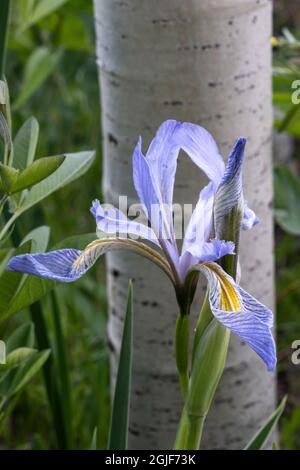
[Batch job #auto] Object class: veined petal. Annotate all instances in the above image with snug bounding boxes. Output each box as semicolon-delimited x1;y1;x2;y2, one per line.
174;122;225;189
146;120;182;207
6;249;83;282
7;238;175;285
214;137;246;235
188;239;235;263
193;262;276;371
242;200;259;230
182;183;214;256
133;137;171;240
90;199;159;245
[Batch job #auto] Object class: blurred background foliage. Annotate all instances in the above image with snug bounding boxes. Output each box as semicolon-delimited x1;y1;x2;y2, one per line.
1;0;110;450
0;0;300;450
273;0;300;450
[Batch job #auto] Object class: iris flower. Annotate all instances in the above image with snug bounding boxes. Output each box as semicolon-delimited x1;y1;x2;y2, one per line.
7;120;276;370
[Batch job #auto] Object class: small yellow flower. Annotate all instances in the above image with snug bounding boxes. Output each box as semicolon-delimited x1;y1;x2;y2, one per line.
271;37;279;47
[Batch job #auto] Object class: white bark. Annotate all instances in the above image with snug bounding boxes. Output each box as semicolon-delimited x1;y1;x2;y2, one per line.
94;0;276;449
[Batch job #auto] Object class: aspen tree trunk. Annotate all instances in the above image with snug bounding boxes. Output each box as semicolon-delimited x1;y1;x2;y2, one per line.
94;0;276;449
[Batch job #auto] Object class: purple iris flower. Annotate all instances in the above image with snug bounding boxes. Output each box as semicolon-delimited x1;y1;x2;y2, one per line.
6;120;275;371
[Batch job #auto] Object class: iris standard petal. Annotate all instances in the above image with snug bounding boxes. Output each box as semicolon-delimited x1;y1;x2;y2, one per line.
174;122;225;189
198;262;276;371
182;183;214;256
146;120;182;207
132;137;171;240
90;199;159;245
6;249;83;282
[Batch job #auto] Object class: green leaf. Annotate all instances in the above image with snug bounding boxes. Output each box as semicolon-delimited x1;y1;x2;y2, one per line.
6;322;35;353
90;428;98;450
22;225;50;253
13;47;62;110
0;163;19;192
19;0;70;32
0;240;32;313
0;349;50;397
274;166;300;235
10;155;65;193
0;233;95;321
244;396;287;450
276;104;300;133
2;347;37;370
13;117;39;170
18;150;95;213
108;281;133;450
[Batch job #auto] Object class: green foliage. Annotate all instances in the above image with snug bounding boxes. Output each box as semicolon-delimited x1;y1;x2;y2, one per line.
0;322;49;409
274;165;300;235
13;117;39;170
13;47;63;111
108;282;133;450
0;0;103;450
273;29;300;450
244;397;287;450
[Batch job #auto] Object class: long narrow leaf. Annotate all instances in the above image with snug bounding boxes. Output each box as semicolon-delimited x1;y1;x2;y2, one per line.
244;396;287;450
108;281;133;450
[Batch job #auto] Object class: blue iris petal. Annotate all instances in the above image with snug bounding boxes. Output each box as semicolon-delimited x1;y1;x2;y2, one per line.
6;249;83;282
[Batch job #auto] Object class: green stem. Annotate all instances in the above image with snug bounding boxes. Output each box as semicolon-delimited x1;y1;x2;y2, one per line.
175;312;190;400
0;0;10;79
0;211;18;241
191;293;212;365
0;194;8;215
175;406;205;450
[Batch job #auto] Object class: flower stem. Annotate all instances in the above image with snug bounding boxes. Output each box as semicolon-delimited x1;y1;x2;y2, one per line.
175;312;190;400
175;406;205;450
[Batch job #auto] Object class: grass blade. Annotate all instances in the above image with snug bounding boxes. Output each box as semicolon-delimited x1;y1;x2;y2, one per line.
108;281;133;450
51;290;72;448
244;396;287;450
0;0;10;78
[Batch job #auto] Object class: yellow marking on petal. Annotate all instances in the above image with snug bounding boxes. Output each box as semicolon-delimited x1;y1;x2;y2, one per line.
203;262;241;312
271;37;279;47
72;240;99;271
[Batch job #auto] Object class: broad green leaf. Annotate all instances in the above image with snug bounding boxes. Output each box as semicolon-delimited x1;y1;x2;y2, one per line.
18;151;95;213
0;240;32;313
13;47;62;110
0;233;95;320
0;163;19;192
19;0;70;32
13;117;39;170
6;322;35;353
244;396;287;450
22;225;50;253
10;155;65;193
2;347;37;370
108;281;133;450
274;166;300;235
0;349;50;397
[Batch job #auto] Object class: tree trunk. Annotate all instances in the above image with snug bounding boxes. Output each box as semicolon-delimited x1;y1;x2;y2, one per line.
94;0;275;449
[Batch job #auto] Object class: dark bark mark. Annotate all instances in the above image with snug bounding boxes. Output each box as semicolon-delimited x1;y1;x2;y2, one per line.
108;133;119;145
